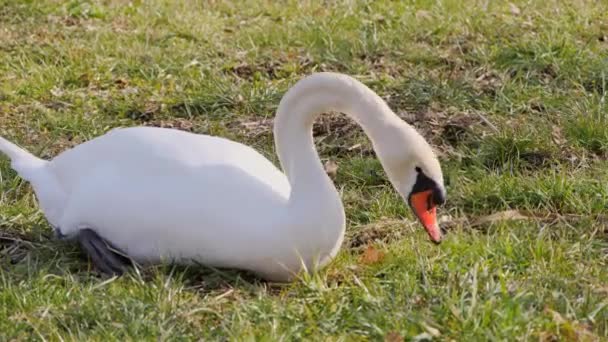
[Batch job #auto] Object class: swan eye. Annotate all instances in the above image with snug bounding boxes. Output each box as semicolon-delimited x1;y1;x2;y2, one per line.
415;166;422;173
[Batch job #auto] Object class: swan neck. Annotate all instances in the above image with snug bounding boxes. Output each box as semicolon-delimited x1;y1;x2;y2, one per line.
273;73;398;203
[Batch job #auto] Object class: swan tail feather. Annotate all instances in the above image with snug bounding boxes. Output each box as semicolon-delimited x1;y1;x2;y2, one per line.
0;136;66;226
0;136;47;177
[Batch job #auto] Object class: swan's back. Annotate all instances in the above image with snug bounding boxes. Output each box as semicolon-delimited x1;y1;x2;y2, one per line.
48;126;290;199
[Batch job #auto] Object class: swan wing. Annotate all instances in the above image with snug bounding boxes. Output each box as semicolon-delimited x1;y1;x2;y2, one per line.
49;127;293;267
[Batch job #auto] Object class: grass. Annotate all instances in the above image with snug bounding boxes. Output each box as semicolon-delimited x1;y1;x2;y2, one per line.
1;0;607;340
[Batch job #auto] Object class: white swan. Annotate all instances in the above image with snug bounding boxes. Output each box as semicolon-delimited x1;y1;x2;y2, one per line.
0;72;445;281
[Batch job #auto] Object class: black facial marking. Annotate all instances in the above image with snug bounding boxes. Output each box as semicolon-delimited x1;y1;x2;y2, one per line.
410;171;435;195
409;168;446;207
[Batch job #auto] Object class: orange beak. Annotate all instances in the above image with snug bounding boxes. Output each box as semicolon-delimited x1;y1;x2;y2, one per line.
409;190;442;244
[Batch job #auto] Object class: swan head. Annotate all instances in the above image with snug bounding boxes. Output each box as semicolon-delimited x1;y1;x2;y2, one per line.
374;121;446;244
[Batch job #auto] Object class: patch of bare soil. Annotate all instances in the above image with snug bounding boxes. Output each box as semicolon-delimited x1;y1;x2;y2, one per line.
313;113;374;156
233;112;373;156
312;113;355;136
357;52;405;78
227;60;283;79
144;118;196;132
346;219;406;251
224;50;350;81
473;69;504;96
440;112;489;146
224;51;319;80
399;106;496;156
127;101;162;122
228;117;274;139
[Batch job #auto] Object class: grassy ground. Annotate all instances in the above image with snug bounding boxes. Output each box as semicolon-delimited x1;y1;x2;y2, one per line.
1;0;607;340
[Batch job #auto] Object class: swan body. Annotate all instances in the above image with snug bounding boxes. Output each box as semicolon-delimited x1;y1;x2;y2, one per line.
0;72;446;281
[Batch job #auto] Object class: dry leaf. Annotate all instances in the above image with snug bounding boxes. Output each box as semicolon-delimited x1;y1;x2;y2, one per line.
471;210;529;227
184;59;200;68
114;78;129;89
121;87;138;95
236;118;274;138
545;308;566;324
412;333;434;342
384;331;404;342
509;3;521;15
324;160;338;179
373;14;386;23
359;245;386;265
415;10;432;20
538;331;558;342
551;126;566;146
544;308;599;342
50;87;64;97
348;143;362;151
421;322;441;337
593;286;608;294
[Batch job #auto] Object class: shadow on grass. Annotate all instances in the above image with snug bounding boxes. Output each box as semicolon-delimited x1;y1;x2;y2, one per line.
1;226;281;294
